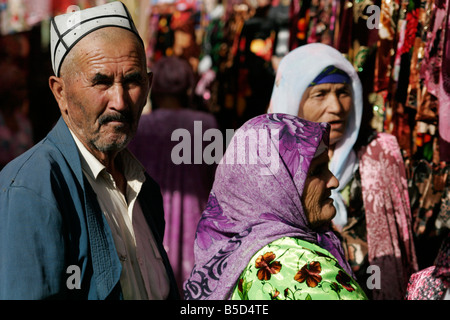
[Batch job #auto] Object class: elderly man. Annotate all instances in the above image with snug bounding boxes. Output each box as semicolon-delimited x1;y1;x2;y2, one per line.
0;2;178;299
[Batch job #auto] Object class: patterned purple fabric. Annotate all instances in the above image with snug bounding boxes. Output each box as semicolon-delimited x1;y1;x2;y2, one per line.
183;113;353;300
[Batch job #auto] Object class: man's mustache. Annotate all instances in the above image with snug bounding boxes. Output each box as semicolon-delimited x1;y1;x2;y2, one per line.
98;112;133;126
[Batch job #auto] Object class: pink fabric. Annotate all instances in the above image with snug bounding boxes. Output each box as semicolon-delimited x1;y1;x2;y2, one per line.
439;2;450;162
406;233;449;299
359;133;418;300
439;71;450;162
422;0;450;161
406;266;447;300
433;233;450;288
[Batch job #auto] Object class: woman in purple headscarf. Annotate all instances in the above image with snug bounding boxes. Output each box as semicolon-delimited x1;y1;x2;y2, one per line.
183;113;367;300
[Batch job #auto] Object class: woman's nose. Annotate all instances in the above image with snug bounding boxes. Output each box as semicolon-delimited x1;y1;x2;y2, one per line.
328;172;339;190
325;92;344;114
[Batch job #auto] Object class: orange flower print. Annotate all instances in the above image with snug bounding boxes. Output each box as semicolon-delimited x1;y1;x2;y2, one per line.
336;270;355;292
294;261;323;288
255;252;282;281
238;278;244;293
271;289;280;299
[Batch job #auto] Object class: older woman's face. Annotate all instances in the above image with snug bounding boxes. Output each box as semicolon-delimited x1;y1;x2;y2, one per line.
60;28;150;156
302;151;339;229
298;83;352;146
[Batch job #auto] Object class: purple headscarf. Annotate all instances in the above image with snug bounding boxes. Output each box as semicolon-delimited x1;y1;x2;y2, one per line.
183;113;353;300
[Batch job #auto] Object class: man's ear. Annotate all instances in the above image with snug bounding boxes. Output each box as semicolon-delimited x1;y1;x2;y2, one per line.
49;75;68;115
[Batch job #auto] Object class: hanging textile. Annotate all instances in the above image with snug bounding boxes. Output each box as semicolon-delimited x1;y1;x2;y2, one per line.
1;0;52;35
438;0;450;162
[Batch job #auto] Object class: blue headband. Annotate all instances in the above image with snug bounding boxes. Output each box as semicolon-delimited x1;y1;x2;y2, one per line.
309;66;351;87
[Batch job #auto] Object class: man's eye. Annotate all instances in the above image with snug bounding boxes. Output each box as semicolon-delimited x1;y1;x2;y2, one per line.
91;80;111;88
92;74;113;87
124;79;141;87
124;75;144;86
94;81;110;86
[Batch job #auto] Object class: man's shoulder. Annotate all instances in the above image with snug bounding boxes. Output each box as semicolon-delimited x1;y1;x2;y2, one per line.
0;136;69;189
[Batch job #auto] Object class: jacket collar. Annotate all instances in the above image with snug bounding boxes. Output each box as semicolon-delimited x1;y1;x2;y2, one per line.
48;117;122;299
47;117;86;188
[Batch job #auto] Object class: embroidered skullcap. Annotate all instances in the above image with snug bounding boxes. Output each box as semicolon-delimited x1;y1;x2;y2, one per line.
50;1;143;77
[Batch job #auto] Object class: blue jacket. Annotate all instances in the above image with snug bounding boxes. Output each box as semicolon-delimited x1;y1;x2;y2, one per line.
0;117;179;299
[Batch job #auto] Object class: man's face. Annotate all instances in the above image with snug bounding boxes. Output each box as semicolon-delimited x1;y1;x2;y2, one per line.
61;29;150;155
301;151;339;229
298;83;352;146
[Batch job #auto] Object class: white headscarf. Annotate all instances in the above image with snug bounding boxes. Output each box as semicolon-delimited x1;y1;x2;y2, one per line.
268;43;363;228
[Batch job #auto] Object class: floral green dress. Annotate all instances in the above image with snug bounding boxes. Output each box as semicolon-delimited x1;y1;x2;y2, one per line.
231;237;368;300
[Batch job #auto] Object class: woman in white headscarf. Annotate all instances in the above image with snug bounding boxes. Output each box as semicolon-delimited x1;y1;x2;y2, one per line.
268;43;418;300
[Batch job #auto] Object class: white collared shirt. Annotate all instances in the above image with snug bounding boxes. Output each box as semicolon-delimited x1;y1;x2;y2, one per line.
70;131;169;300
